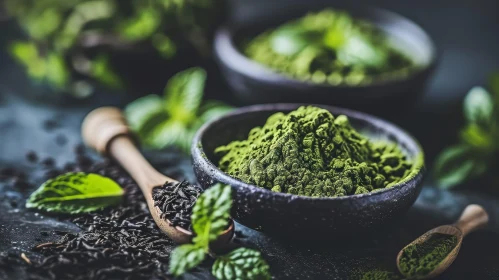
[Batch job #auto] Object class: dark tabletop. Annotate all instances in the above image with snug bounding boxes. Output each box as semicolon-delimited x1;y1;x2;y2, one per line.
1;0;499;279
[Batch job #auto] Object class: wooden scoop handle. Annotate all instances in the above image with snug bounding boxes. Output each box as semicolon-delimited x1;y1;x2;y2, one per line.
81;107;172;192
454;204;489;237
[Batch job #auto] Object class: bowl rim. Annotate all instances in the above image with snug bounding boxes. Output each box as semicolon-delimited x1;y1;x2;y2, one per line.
213;5;438;90
192;103;425;201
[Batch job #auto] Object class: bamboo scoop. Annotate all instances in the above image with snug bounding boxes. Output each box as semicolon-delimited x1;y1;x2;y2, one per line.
396;204;489;279
81;107;234;245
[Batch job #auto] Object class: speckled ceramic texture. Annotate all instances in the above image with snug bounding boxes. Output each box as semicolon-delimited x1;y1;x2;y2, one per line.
213;4;437;114
192;104;425;236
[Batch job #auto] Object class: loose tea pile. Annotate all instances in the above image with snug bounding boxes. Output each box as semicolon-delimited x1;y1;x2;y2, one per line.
243;9;415;86
215;106;412;197
1;147;180;280
399;233;458;278
153;180;203;230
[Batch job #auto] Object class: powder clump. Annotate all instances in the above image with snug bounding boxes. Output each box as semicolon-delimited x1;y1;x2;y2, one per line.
215;106;412;197
399;233;458;278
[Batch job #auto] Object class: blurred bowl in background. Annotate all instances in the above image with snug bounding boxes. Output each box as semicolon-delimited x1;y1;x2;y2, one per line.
214;4;437;115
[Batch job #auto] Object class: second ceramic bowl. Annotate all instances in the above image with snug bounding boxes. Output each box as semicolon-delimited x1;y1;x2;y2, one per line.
192;104;425;236
214;4;437;114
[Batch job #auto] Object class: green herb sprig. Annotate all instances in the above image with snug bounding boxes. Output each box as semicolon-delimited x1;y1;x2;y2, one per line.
434;73;499;188
169;184;271;280
124;67;232;152
6;0;224;95
26;172;124;214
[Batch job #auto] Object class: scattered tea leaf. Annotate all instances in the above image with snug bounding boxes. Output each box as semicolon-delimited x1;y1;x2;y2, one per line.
169;244;206;276
212;248;271;280
26;172;123;214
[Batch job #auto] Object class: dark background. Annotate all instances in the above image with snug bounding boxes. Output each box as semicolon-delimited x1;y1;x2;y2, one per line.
1;0;499;279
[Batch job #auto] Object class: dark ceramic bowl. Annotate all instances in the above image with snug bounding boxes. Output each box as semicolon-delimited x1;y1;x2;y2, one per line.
192;104;425;236
213;4;437;114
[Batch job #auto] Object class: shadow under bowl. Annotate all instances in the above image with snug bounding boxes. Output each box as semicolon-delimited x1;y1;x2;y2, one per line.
213;3;437;115
192;104;425;237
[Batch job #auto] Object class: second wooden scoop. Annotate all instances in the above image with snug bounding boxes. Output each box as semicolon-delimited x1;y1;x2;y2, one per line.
81;107;234;245
396;204;489;279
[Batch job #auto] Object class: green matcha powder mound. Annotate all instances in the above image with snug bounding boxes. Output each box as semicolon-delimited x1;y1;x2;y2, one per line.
399;233;458;278
215;106;412;197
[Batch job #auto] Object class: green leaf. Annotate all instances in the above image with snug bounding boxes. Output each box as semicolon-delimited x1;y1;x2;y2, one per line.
152;33;177;59
119;7;161;41
125;94;165;133
26;172;123;214
90;55;123;89
192;184;232;246
165;67;206;121
198;101;233;123
45;53;69;88
463;86;494;124
9;41;46;80
212;248;271;280
460;123;494;150
433;145;488;189
144;119;190;150
57;0;115;50
169;244;206;276
24;8;62;40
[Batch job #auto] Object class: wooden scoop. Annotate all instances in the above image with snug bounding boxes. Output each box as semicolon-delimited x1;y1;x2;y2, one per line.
396;204;489;279
81;107;234;245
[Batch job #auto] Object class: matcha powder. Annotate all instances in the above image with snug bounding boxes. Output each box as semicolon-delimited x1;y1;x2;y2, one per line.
215;106;412;197
399;233;458;278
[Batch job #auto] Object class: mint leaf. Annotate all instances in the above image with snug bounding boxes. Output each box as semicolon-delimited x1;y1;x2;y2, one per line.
26;172;123;214
192;184;232;246
464;86;494;124
198;101;233;123
165;67;206;121
169;244;206;276
433;145;488;189
125;95;191;151
460;123;494;150
145;119;189;150
212;248;271;280
124;68;232;152
125;94;164;132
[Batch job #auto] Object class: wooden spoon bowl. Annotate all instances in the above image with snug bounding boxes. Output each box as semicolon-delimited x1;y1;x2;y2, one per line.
396;204;489;279
81;107;234;246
